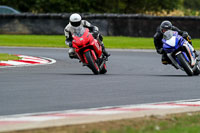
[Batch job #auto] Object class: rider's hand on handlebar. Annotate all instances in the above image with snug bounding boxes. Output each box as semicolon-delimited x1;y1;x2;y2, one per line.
182;32;189;38
93;30;99;38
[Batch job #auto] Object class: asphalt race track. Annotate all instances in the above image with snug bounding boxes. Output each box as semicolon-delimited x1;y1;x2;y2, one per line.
0;47;199;116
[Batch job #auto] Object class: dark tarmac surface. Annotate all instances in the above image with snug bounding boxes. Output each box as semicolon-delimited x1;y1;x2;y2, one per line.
0;47;199;116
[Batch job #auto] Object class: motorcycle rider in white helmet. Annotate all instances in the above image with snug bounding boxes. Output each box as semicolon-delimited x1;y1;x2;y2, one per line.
64;13;110;59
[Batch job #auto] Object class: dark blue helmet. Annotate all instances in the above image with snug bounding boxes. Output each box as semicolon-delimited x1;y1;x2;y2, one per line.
160;20;172;33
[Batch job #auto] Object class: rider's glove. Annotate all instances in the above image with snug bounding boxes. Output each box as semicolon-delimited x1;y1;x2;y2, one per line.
157;48;164;54
93;26;99;32
69;42;72;47
182;31;192;43
93;30;99;39
65;40;73;47
182;31;189;38
93;26;99;37
186;35;192;43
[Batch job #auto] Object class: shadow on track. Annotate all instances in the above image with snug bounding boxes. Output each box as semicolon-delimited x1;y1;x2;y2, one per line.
41;72;193;77
150;74;192;77
64;74;191;78
66;73;94;75
58;73;188;77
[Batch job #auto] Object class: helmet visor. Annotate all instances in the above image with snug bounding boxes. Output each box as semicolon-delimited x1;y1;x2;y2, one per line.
162;29;168;33
70;21;81;27
163;30;173;40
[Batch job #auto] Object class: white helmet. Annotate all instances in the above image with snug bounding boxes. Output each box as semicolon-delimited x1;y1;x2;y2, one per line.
69;13;82;27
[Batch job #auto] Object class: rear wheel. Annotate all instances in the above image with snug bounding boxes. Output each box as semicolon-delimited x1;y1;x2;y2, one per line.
176;53;193;76
85;51;99;75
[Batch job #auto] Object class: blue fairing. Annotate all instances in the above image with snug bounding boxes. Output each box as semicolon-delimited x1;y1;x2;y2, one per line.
162;31;185;53
162;31;195;68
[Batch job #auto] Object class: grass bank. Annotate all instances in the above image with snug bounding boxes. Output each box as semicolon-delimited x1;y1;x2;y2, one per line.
0;35;200;49
0;53;21;61
1;35;200;49
0;35;154;49
9;111;200;133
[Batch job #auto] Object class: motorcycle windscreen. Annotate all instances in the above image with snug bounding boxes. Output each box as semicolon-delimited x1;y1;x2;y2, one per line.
73;26;86;37
72;27;89;47
162;36;179;53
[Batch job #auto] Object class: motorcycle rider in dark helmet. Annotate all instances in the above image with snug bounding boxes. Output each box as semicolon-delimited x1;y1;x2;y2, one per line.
154;20;198;65
64;13;110;59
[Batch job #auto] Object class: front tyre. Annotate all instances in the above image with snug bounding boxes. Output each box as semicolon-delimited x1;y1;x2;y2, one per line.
85;51;99;75
176;53;193;76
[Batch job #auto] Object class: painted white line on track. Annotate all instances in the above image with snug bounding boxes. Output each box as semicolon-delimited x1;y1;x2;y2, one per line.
0;98;197;118
1;98;200;119
1;98;200;123
0;116;62;122
0;60;29;65
0;55;56;68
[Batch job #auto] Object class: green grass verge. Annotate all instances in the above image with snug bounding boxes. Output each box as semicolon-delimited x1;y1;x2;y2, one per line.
9;112;200;133
90;113;200;133
89;112;200;133
0;53;21;61
1;34;200;49
0;35;65;48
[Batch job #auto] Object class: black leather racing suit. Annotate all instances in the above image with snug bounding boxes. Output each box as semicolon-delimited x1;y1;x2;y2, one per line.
153;26;191;64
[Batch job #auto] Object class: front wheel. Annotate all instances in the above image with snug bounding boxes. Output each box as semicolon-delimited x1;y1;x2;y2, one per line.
85;51;99;75
176;53;193;76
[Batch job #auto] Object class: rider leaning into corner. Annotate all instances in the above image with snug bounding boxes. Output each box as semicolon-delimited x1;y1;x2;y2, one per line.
153;20;199;65
64;13;110;59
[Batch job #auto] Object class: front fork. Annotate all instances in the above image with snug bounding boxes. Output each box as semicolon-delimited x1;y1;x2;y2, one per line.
83;49;97;64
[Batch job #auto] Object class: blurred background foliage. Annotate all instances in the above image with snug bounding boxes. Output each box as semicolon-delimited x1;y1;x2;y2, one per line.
0;0;200;16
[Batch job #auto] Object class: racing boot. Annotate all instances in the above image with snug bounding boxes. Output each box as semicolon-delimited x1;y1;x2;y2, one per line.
188;40;199;59
194;50;200;61
96;34;110;58
162;53;171;65
101;42;110;58
162;60;169;65
162;55;178;69
185;36;199;60
194;50;199;57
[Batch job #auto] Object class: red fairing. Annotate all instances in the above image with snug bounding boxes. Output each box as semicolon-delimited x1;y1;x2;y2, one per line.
91;39;102;58
72;28;102;63
72;29;90;48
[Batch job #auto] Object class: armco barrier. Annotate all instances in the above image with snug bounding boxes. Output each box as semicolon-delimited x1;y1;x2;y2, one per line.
0;13;200;38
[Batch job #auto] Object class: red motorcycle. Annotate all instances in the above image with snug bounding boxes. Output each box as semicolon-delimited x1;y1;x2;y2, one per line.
71;27;107;74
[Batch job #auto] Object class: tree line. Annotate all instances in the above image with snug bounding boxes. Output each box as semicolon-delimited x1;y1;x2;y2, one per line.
0;0;199;14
